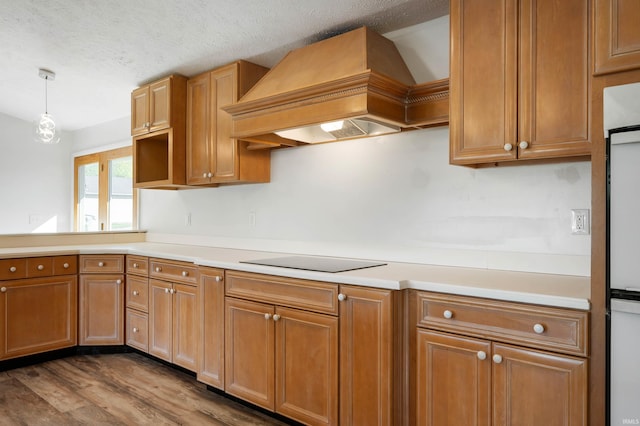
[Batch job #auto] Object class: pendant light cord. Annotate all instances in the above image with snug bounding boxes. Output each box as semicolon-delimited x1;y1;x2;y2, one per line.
44;76;48;114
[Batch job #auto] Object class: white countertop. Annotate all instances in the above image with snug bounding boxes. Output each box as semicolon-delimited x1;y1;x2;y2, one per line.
0;241;590;310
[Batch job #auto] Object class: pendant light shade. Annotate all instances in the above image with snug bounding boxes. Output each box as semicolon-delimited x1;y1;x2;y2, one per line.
34;68;60;144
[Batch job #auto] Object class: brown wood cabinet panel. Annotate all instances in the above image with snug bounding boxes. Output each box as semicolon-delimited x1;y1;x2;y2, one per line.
25;257;54;277
131;85;150;136
126;255;149;277
149;258;198;285
149;278;173;362
0;276;77;360
225;297;275;411
198;268;225;389
450;0;590;165
126;308;149;352
275;306;338;426
186;72;212;185
595;0;640;75
492;343;588;426
78;274;124;345
172;282;198;371
339;285;404;426
149;78;172;133
211;65;237;180
52;255;77;275
225;270;339;315
416;329;491;426
417;291;588;356
0;258;27;280
126;274;149;313
79;254;124;274
131;75;187;137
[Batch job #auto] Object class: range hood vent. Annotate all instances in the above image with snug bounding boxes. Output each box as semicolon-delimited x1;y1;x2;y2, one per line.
223;26;418;146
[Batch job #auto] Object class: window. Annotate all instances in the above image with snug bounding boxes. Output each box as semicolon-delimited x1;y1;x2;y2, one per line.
74;146;137;231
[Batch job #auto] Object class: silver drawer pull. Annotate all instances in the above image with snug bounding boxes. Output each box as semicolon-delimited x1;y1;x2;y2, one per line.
182;271;188;277
37;264;44;271
1;287;7;293
63;263;70;269
155;267;161;273
133;263;139;268
9;266;17;273
337;293;347;301
132;290;139;296
493;354;503;364
477;351;487;360
132;327;139;333
116;279;122;285
98;262;104;267
533;323;545;334
443;310;453;319
215;276;223;282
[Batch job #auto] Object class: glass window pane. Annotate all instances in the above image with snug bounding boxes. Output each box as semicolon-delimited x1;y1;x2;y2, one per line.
108;156;133;231
78;162;99;232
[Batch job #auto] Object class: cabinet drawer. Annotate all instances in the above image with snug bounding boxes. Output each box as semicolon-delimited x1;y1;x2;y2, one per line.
126;275;149;312
126;309;148;352
127;255;149;276
0;258;27;280
149;258;197;285
26;257;54;277
225;271;339;315
53;255;77;275
79;255;125;274
416;292;588;356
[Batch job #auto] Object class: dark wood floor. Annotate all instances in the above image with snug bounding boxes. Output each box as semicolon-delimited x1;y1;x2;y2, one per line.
0;352;288;425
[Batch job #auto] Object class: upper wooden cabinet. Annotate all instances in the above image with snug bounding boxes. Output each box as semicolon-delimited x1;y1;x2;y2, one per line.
594;0;640;75
131;75;187;136
186;61;270;186
450;0;591;166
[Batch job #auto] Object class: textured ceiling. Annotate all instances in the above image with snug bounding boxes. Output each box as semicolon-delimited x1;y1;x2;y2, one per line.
0;0;448;132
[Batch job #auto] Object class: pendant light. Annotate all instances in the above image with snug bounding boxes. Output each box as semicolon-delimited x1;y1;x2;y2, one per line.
34;68;60;144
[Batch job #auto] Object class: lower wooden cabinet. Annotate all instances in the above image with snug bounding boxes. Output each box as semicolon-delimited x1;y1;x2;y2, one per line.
225;297;339;426
0;275;78;360
149;278;199;371
198;267;225;389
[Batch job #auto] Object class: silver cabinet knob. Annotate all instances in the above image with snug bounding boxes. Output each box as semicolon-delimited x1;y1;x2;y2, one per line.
264;313;272;320
207;172;212;178
170;288;175;294
493;354;503;364
273;314;281;322
132;290;139;296
9;266;17;273
443;310;453;319
98;262;104;267
337;293;346;301
116;279;122;285
477;351;487;361
504;143;513;152
182;271;188;277
533;323;545;334
133;327;139;333
164;288;170;293
202;172;208;178
37;264;44;271
0;287;7;293
133;263;139;268
63;263;70;269
519;140;529;149
215;276;223;282
155;266;161;272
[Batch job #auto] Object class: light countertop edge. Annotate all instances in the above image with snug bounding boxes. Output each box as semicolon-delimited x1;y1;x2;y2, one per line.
0;242;591;310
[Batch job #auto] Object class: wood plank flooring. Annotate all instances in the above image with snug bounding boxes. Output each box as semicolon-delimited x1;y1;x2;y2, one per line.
0;353;289;425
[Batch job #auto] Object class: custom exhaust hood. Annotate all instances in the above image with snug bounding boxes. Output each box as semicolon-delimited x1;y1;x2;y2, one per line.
224;26;448;147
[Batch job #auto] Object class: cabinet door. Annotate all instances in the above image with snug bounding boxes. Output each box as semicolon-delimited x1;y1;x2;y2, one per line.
211;64;238;181
78;274;124;345
126;309;148;352
149;77;171;133
275;306;338;426
198;269;225;389
131;86;149;136
595;0;640;74
149;279;173;362
517;0;591;160
225;297;275;411
492;343;587;426
0;276;77;360
172;283;198;372
186;72;212;185
339;285;400;426
450;0;518;165
416;329;491;426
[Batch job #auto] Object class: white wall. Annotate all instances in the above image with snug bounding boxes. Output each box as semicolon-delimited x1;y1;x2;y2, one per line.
0;112;73;233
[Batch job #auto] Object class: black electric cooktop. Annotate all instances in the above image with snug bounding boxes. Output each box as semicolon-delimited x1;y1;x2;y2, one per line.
240;256;386;273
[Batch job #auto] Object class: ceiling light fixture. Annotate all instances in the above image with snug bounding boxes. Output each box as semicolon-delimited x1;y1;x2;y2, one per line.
34;68;60;144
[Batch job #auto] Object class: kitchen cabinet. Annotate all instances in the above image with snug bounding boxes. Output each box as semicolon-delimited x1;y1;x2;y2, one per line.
450;0;591;166
132;75;188;189
338;285;405;426
225;271;339;426
414;291;588;426
186;61;270;186
594;0;640;75
148;258;199;372
78;255;125;346
198;267;225;389
0;256;78;360
125;255;149;352
131;75;187;136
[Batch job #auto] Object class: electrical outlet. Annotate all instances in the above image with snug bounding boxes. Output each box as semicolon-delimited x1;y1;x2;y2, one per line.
571;209;590;235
